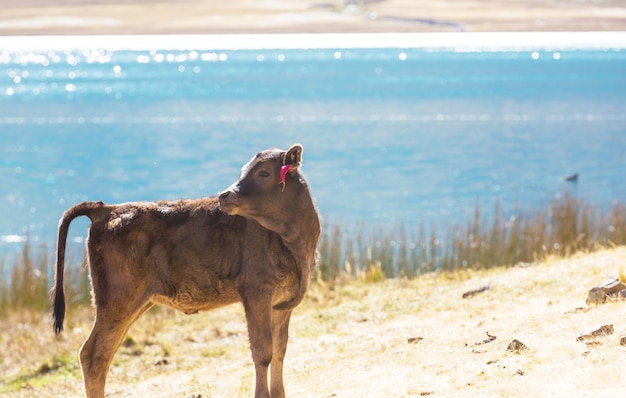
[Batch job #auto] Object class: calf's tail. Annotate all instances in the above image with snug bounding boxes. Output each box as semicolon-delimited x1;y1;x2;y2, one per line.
51;201;104;335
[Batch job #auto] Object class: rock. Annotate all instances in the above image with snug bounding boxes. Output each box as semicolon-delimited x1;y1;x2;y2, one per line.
620;335;626;346
565;307;591;314
586;277;626;305
475;332;497;346
462;284;491;299
507;339;528;353
407;337;424;344
576;324;614;341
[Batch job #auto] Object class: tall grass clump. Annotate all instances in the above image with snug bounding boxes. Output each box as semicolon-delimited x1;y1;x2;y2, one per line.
0;243;90;317
317;193;626;280
0;244;50;316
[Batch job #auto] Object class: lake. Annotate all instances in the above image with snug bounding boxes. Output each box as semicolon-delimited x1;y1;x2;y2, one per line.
1;33;625;258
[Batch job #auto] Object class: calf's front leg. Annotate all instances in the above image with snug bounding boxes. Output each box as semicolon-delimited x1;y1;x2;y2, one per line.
270;309;292;398
243;295;273;398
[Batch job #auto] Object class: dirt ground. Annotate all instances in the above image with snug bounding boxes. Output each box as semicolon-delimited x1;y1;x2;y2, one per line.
1;247;626;397
0;0;625;35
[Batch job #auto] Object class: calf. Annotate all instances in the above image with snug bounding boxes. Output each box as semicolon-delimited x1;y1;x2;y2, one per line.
51;144;320;398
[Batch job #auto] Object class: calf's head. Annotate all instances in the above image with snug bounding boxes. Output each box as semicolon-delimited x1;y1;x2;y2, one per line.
219;144;308;233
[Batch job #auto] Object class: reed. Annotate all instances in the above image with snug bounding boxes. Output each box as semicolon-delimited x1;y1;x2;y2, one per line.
317;193;626;279
1;192;625;315
0;243;91;317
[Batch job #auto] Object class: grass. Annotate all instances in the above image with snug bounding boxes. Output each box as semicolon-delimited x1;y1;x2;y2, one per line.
0;243;90;318
318;193;626;279
2;354;78;393
1;247;625;397
0;192;624;396
1;192;625;315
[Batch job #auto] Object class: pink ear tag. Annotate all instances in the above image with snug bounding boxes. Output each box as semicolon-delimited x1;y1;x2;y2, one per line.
279;164;291;192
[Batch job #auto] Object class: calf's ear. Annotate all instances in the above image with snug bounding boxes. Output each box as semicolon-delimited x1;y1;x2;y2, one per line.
283;144;303;167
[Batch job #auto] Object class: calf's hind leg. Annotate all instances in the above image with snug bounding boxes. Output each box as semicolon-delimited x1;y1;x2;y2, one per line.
79;300;153;398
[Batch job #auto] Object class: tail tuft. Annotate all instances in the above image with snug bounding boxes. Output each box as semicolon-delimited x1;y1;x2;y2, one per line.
52;288;65;335
50;201;103;335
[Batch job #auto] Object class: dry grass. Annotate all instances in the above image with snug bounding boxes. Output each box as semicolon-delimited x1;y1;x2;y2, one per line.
319;195;626;279
2;246;625;397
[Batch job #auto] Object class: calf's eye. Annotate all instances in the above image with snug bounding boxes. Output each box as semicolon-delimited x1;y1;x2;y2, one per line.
257;170;270;178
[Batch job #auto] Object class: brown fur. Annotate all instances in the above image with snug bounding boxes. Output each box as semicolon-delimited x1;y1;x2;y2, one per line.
51;144;320;398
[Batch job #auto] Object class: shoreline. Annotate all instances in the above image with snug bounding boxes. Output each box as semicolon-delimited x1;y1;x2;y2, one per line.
2;31;626;51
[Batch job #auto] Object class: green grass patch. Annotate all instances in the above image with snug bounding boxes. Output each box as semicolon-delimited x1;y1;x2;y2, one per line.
0;354;79;394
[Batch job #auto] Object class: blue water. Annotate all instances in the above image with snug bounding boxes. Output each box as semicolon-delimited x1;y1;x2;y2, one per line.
1;37;626;258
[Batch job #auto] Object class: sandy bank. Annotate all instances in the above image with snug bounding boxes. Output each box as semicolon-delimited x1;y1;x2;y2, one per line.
1;0;625;36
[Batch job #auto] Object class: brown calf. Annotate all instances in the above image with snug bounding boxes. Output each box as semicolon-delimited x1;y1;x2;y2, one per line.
52;144;320;398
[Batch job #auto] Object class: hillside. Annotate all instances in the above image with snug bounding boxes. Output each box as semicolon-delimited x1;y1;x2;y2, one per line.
1;0;625;35
1;247;625;397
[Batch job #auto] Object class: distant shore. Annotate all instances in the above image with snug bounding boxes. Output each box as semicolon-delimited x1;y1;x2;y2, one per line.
1;0;625;36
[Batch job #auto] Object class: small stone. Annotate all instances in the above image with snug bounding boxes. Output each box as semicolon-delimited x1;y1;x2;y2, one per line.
408;337;424;344
462;284;491;299
475;332;497;346
586;287;606;305
507;339;528;353
620;335;626;346
565;307;591;314
586;277;626;305
576;324;614;341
